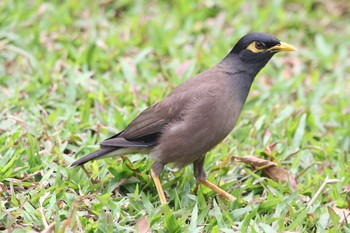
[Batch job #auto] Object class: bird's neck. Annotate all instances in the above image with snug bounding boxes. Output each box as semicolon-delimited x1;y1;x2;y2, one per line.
218;53;262;78
217;52;265;104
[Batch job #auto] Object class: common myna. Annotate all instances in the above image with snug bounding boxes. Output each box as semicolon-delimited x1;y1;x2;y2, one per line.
71;32;296;205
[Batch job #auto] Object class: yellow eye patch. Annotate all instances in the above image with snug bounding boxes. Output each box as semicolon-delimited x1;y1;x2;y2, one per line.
246;41;266;53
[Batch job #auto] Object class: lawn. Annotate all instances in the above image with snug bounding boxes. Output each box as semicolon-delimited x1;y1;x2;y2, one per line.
1;0;350;232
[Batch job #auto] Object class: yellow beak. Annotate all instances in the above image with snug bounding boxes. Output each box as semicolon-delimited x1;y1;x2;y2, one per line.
268;42;297;52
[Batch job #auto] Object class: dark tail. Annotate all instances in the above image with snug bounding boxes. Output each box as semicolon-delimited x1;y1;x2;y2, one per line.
69;147;116;167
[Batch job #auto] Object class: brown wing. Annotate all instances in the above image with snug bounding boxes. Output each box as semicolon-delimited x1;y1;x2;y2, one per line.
100;92;189;147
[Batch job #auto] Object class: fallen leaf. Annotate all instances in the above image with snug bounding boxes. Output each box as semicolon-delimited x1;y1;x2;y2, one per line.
41;222;56;233
233;155;296;188
0;182;7;193
328;205;350;225
298;194;311;203
136;216;150;233
251;197;265;204
263;141;281;156
233;155;277;168
342;184;350;194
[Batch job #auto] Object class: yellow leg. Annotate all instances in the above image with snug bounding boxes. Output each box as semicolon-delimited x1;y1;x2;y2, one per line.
201;180;236;202
151;169;167;205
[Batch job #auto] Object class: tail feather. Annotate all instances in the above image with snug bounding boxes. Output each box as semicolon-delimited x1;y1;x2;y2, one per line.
69;147;116;167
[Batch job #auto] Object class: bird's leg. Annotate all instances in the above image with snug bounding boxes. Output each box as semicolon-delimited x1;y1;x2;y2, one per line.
151;162;167;205
193;156;236;202
193;156;205;194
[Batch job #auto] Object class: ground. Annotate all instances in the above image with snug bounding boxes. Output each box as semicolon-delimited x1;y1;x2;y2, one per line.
0;0;350;232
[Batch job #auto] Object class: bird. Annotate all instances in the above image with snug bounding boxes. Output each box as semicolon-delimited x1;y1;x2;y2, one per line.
70;32;296;205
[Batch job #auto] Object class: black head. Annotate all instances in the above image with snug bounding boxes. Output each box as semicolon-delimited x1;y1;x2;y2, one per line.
229;32;296;71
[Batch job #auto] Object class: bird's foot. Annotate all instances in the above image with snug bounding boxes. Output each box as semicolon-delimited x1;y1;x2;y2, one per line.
151;169;167;205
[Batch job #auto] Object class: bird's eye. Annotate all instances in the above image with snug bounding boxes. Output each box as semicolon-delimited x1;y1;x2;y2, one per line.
255;41;265;49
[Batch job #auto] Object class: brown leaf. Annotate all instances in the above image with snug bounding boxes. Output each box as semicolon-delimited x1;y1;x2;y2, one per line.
328;205;350;224
251;197;265;204
233;155;296;188
342;184;350;194
298;194;311;203
263;141;280;156
41;222;55;233
234;155;277;168
136;216;150;233
0;182;6;193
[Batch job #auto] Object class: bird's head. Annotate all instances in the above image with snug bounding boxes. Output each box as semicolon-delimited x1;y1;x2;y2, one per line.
229;32;296;71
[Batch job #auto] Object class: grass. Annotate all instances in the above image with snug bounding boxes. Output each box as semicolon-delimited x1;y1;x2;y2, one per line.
1;0;350;232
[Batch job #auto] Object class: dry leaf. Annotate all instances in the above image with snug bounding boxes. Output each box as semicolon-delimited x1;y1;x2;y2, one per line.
41;222;56;233
342;184;350;194
136;216;150;233
328;205;350;224
298;194;311;203
251;197;265;204
233;155;296;188
263;142;280;156
233;155;277;167
0;182;6;193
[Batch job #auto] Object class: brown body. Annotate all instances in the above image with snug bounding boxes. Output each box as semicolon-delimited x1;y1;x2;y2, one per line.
148;66;251;170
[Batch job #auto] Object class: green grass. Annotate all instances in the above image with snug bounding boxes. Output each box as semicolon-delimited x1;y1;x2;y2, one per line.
1;0;350;232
